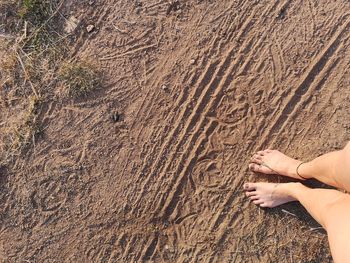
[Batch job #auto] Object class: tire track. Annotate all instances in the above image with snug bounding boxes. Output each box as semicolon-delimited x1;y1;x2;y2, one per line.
256;15;350;150
131;38;252;219
132;33;223;175
295;45;350;145
127;39;232;210
158;119;218;218
121;235;137;261
245;10;348;149
131;5;243;170
183;0;309;243
132;2;234;128
139;234;159;262
129;1;271;216
125;10;230;176
129;55;220;214
154;0;286;218
133;0;258;160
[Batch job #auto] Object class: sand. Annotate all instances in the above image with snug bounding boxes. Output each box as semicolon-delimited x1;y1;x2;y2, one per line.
1;0;350;262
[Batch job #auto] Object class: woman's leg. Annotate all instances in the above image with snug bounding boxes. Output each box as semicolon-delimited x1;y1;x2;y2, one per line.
249;141;350;191
244;182;350;262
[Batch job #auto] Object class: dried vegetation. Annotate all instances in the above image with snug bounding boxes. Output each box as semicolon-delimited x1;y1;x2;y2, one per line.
0;0;100;165
59;60;100;97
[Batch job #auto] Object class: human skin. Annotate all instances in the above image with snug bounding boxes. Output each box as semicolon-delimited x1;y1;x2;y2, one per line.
244;141;350;263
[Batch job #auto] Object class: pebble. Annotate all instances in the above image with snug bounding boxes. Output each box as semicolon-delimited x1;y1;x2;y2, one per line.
86;24;95;33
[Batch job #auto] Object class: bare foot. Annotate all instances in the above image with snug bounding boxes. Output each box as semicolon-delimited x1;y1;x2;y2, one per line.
249;149;307;180
244;182;297;208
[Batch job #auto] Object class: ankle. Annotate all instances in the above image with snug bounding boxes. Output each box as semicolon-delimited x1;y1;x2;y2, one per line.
282;182;304;199
296;161;312;180
287;160;304;179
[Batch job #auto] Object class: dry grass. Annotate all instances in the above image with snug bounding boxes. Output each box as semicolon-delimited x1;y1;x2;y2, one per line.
0;48;19;91
59;61;100;97
0;95;43;165
0;1;19;32
0;0;56;35
0;0;64;97
7;96;42;152
0;0;98;165
18;0;52;25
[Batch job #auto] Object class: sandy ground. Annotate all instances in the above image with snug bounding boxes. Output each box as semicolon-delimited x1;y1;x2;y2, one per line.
1;0;350;262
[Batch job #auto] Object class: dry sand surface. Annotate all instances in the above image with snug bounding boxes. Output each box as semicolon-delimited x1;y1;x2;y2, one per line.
1;0;350;262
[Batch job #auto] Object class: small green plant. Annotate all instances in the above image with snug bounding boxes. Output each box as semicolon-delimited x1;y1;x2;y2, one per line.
59;61;100;97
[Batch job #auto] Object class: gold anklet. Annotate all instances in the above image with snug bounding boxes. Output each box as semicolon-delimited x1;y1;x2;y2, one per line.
296;162;308;180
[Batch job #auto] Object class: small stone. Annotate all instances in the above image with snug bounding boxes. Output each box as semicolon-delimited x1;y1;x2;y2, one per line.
190;59;196;65
86;24;95;33
88;0;95;5
161;84;168;90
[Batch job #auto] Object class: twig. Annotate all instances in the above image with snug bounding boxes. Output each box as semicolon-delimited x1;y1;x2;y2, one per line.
99;43;157;61
24;21;27;39
281;209;298;218
0;34;15;39
296;128;305;135
15;51;39;97
308;227;324;232
112;25;129;34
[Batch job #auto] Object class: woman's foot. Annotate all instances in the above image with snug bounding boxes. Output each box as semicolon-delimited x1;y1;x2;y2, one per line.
244;182;298;208
249;149;307;180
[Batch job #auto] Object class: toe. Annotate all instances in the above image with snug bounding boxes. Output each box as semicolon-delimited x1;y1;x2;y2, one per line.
245;191;257;197
250;155;263;164
253;199;264;205
254;154;262;160
249;195;259;200
243;183;256;191
249;163;263;172
249;163;275;175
